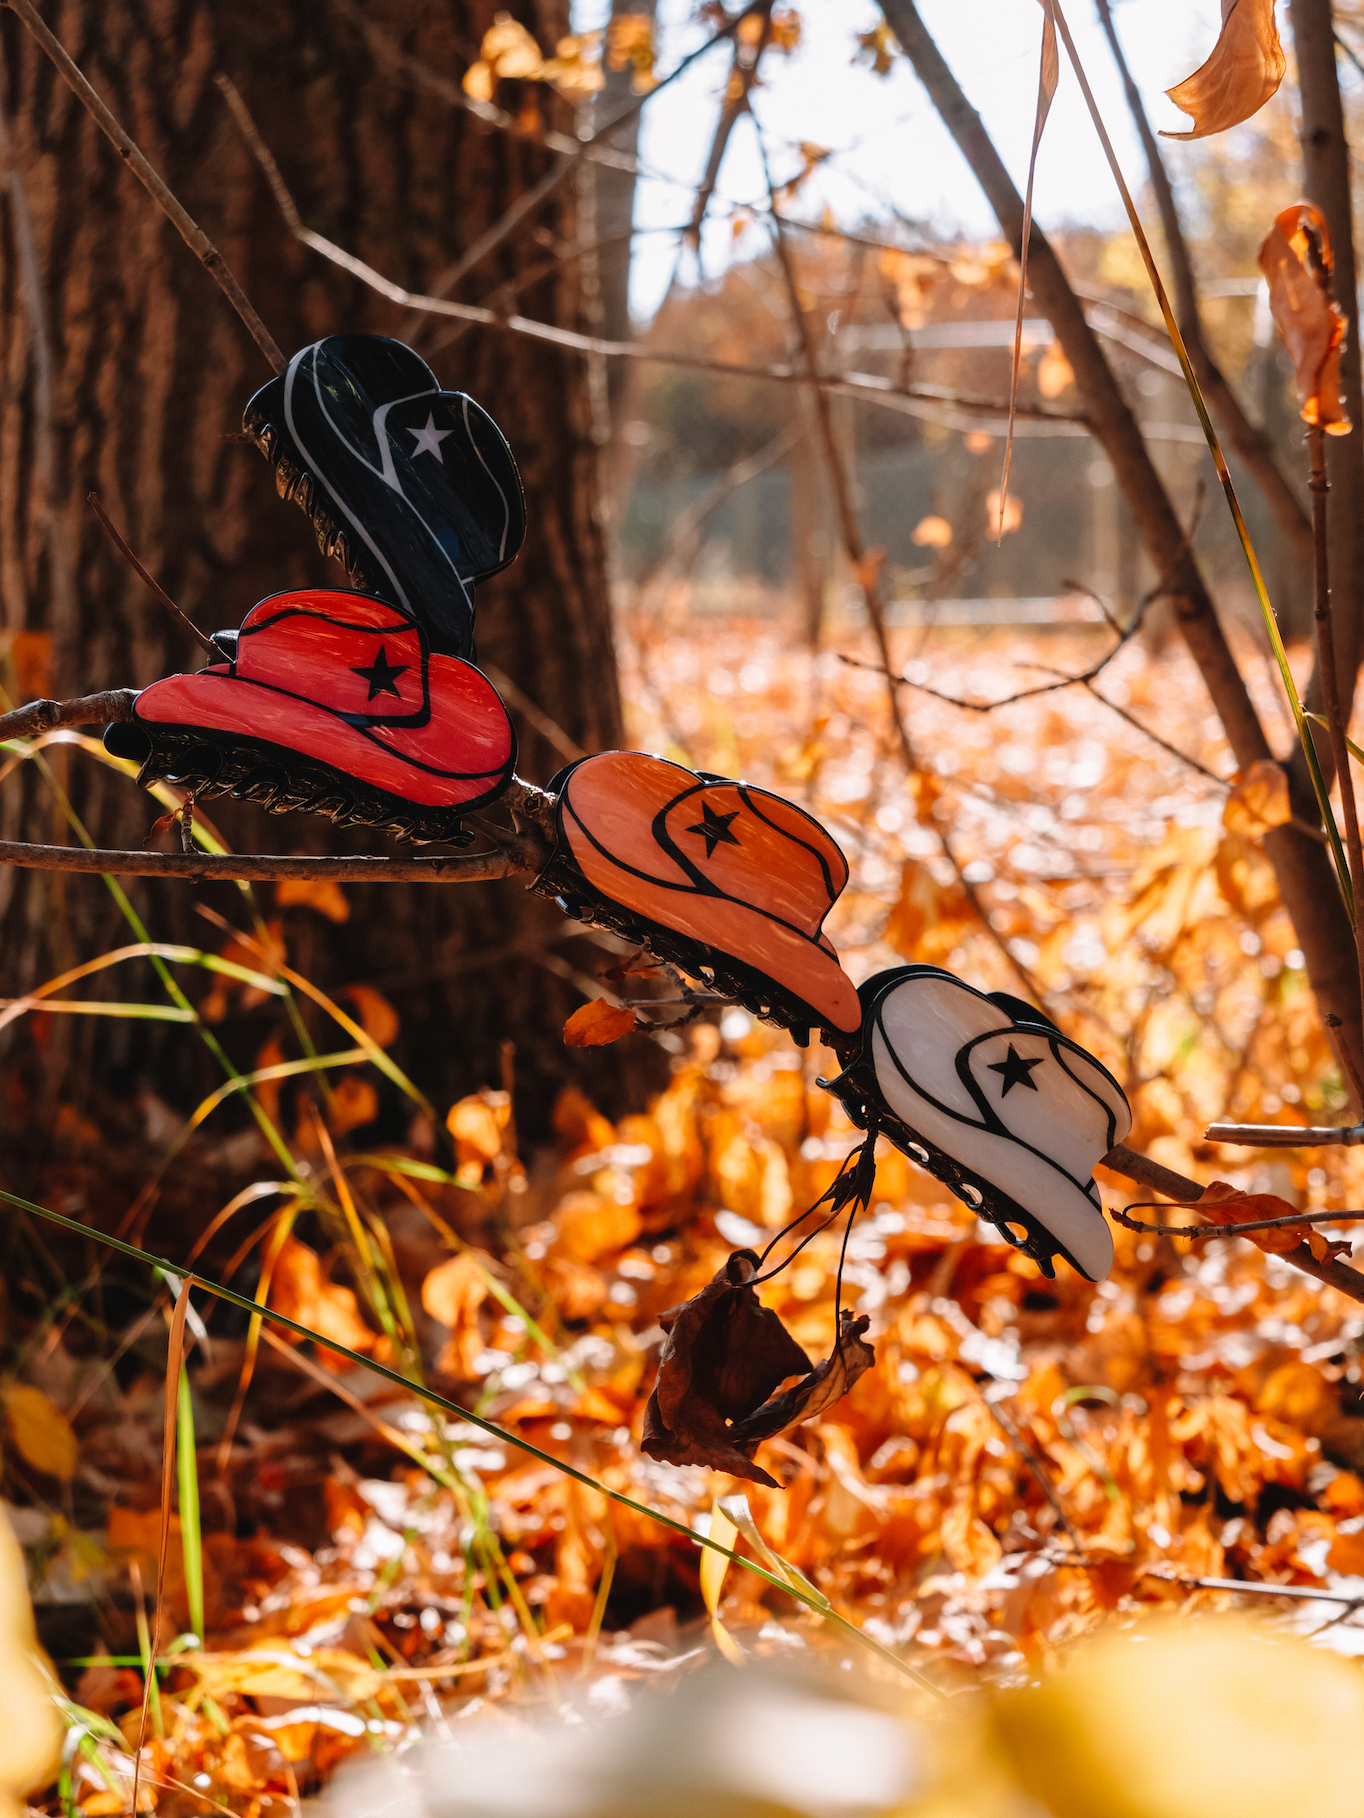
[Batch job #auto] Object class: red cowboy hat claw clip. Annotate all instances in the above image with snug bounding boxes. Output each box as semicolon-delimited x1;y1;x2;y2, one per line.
105;589;516;845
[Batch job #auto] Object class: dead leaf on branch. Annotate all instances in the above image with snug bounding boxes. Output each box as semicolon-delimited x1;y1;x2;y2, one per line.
1162;0;1285;140
853;22;898;78
729;1310;876;1448
563;998;637;1048
641;1249;812;1487
1259;204;1351;435
1189;1181;1343;1259
1222;760;1292;839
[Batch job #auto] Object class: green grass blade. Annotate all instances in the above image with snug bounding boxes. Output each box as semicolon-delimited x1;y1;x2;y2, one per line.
176;1364;204;1644
0;1182;944;1701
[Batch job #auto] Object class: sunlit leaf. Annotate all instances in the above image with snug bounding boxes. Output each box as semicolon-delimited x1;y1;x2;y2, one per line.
1258;203;1352;435
4;1384;77;1480
1162;0;1285;140
275;877;350;923
699;1499;744;1665
1223;759;1292;839
563;998;637;1048
911;515;953;550
268;1237;376;1366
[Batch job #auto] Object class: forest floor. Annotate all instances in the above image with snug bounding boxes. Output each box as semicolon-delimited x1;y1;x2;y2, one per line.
7;605;1364;1816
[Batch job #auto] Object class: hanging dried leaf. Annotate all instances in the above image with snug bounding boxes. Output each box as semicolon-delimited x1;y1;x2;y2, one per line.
1162;0;1285;141
1193;1180;1311;1256
1222;760;1292;839
564;998;637;1048
853;21;898;77
606;13;656;92
641;1249;812;1487
4;1384;77;1480
729;1311;875;1447
1258;204;1351;435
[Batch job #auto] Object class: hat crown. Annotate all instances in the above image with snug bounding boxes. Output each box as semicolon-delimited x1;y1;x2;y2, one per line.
234;590;430;726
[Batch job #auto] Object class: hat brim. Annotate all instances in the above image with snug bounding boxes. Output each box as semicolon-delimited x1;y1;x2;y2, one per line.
135;668;512;809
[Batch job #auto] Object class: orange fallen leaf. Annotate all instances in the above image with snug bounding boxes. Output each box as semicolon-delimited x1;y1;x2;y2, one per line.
1162;0;1284;140
327;1074;378;1137
0;629;52;701
447;1089;511;1164
341;983;400;1048
268;1236;375;1366
276;876;350;923
421;1252;491;1378
1222;759;1292;839
563;997;637;1047
1259;204;1351;434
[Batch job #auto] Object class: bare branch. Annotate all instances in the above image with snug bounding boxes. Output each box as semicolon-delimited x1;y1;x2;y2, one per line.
1103;1140;1364;1305
4;0;284;374
0;691;137;742
0;839;539;884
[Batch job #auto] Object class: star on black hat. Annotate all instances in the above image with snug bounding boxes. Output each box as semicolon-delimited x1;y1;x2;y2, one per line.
987;1043;1044;1097
351;644;410;701
687;800;741;860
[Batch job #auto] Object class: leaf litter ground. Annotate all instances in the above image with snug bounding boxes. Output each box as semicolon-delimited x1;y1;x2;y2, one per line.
9;607;1364;1814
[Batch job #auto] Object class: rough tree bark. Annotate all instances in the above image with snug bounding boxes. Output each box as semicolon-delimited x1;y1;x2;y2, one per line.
0;0;656;1144
1289;0;1364;713
882;0;1364;1095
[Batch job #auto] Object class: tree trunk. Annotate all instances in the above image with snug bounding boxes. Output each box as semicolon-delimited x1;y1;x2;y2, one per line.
1289;0;1364;716
0;0;657;1147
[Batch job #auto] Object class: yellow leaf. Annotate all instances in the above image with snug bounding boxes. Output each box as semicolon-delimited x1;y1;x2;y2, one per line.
1259;204;1351;435
700;1498;744;1665
481;14;546;78
5;1385;77;1481
1222;759;1292;839
462;59;494;101
446;1090;510;1164
563;997;637;1048
1163;0;1285;141
911;514;953;550
275;876;350;923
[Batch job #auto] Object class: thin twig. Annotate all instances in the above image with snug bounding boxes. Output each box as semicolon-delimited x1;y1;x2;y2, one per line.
479;663;585;765
1109;1202;1364;1237
87;495;219;658
212;71;1083;432
1102;1140;1364;1305
4;0;284;374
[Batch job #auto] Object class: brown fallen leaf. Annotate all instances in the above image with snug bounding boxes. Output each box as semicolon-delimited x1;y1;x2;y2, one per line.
641;1249;812;1488
340;982;400;1048
1162;0;1285;140
1258;204;1351;434
563;997;637;1048
1222;759;1292;839
421;1251;491;1379
269;1236;375;1366
729;1310;876;1448
276;876;350;923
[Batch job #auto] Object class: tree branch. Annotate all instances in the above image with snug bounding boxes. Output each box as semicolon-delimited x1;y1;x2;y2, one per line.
0;840;538;884
0;691;137;741
1103;1141;1364;1305
881;0;1364;1101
